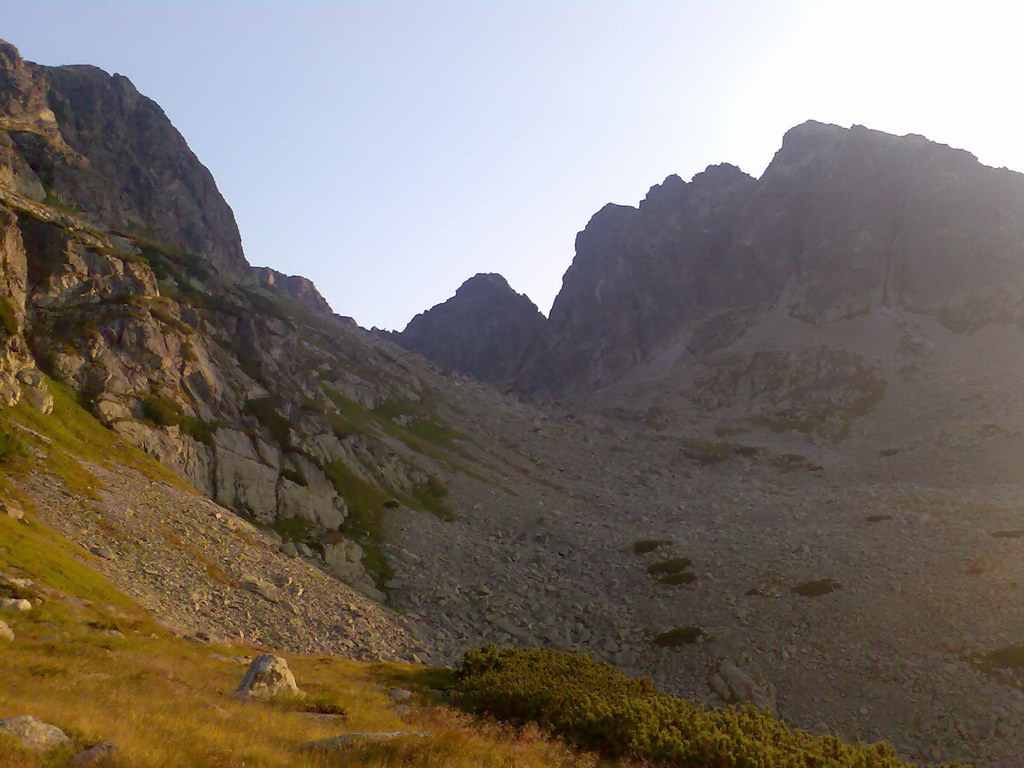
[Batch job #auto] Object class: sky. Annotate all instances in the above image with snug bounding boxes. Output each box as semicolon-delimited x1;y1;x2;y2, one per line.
4;1;1023;330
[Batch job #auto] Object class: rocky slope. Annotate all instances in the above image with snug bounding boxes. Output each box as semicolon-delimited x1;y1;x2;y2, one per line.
0;39;538;601
392;273;545;385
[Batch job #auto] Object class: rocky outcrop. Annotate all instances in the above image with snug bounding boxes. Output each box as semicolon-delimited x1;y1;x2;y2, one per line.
0;715;70;751
0;40;246;275
235;654;301;699
513;122;1024;399
0;41;464;600
395;273;545;384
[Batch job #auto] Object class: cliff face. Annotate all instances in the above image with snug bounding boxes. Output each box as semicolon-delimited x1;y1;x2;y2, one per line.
0;41;493;600
0;40;246;275
395;273;545;385
516;122;1024;394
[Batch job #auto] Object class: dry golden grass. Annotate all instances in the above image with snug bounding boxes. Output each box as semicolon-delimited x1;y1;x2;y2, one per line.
0;513;602;768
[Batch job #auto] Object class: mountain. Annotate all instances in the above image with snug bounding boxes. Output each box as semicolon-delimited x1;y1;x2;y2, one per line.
521;120;1024;395
393;273;545;385
6;39;1024;768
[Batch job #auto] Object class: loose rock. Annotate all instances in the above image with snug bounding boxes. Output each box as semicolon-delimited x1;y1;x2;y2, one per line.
0;715;71;751
234;654;301;699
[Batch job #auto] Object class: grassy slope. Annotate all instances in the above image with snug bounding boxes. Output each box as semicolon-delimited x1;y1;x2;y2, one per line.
0;512;597;768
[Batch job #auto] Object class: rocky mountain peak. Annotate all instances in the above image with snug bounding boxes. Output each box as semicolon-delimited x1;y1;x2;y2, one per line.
0;40;247;276
394;273;545;384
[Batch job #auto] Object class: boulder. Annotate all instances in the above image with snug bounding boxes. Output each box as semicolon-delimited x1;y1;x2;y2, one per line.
240;575;280;603
0;500;23;520
0;597;31;612
0;618;13;641
0;715;70;751
322;537;386;601
709;660;776;715
234;654;301;699
22;384;53;415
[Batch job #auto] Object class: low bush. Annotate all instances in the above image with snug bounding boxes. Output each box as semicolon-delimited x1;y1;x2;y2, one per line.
451;647;957;767
646;558;692;576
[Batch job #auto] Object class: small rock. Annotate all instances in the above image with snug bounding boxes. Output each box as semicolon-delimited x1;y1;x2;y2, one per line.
235;654;302;699
71;744;117;767
0;715;71;750
281;541;298;558
89;545;115;560
240;575;280;603
0;598;31;612
389;688;413;702
0;619;13;641
0;500;24;521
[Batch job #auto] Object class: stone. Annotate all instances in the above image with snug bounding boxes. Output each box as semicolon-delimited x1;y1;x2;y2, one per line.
0;500;23;520
234;654;301;699
70;744;117;767
0;715;70;751
240;575;280;603
22;385;53;415
0;598;31;612
711;660;777;715
389;688;412;702
281;541;298;558
89;545;115;560
0;618;13;641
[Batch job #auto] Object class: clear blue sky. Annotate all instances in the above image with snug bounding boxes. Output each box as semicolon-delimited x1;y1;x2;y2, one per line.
4;1;1021;330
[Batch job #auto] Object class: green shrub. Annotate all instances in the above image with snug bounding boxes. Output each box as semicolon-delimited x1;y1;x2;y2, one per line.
646;558;692;575
142;395;185;427
451;647;951;767
0;295;19;335
244;397;293;450
633;539;671;554
652;626;702;647
410;476;454;520
0;426;25;465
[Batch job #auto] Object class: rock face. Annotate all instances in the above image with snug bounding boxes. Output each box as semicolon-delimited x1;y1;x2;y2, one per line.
235;654;301;699
516;123;1024;394
0;40;246;275
395;273;545;384
0;715;70;751
0;40;463;599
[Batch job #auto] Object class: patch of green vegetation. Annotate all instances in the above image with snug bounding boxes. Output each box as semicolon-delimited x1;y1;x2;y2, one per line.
992;530;1024;539
150;306;195;335
681;438;737;466
652;626;703;647
0;425;27;465
632;539;671;555
142;395;184;427
792;578;844;597
279;466;307;487
324;460;394;583
244;397;293;450
272;516;319;542
646;558;692;576
242;288;295;327
0;379;188;499
410;476;454;520
984;644;1024;670
0;294;19;334
452;647;935;767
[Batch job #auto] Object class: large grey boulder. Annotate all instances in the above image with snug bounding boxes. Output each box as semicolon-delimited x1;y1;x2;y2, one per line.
0;715;70;750
709;660;777;715
234;654;301;699
322;536;385;602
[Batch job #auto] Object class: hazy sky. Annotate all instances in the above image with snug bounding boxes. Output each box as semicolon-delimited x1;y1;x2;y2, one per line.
4;1;1022;329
